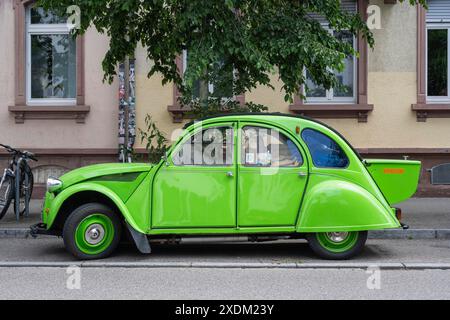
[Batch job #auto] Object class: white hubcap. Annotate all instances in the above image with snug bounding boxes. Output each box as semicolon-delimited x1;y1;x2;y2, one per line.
326;232;349;243
85;224;105;245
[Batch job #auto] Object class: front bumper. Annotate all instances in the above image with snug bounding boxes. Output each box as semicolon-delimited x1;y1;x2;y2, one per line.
30;223;60;237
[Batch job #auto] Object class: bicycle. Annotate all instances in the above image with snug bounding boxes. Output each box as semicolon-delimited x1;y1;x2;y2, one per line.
0;144;37;220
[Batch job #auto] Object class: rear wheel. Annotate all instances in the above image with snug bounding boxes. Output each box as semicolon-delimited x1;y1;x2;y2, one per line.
306;231;367;260
63;203;122;260
0;175;14;220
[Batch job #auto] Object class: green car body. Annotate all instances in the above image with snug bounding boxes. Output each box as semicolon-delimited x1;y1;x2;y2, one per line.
34;113;421;260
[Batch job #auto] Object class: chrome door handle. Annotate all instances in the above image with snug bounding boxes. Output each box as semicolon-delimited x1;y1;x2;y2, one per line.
298;172;307;177
226;171;234;177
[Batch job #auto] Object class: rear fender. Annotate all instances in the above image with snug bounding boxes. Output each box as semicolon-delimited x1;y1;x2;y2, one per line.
297;178;400;232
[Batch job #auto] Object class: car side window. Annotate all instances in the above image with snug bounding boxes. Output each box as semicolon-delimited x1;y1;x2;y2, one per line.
172;126;233;166
301;128;349;168
241;126;303;167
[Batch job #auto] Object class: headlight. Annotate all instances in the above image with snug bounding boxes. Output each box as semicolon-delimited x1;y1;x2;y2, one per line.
46;177;63;193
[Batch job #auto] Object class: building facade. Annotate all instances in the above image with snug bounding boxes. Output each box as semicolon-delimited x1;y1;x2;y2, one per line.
1;0;450;197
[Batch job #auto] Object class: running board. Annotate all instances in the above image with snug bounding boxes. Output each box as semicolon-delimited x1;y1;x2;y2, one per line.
149;235;295;245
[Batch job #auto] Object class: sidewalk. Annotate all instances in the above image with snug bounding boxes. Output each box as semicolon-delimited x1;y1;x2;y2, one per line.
0;198;449;238
395;198;450;229
0;200;42;229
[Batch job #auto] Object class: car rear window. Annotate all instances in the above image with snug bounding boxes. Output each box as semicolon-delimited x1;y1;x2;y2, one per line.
301;128;349;168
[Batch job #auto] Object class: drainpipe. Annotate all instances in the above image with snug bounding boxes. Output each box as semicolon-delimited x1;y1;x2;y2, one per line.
123;56;130;162
118;56;136;163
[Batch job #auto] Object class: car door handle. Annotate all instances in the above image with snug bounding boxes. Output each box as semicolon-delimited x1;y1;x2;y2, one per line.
226;171;234;177
298;172;307;177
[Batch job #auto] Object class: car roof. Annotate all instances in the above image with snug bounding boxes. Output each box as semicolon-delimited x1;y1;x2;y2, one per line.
183;112;362;161
183;112;313;129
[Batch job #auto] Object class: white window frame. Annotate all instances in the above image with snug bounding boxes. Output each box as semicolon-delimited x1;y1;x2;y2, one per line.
426;23;450;103
304;27;357;104
182;50;236;102
26;6;76;106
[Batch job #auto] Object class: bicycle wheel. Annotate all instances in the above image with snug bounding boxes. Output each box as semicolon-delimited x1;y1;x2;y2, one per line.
0;174;14;220
17;165;33;216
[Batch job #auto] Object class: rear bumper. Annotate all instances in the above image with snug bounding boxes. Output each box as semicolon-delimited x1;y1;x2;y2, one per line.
30;223;60;237
393;207;409;230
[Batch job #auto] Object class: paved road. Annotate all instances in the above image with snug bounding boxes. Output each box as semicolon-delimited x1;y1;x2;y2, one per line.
1;237;450;264
1;238;450;299
1;267;449;299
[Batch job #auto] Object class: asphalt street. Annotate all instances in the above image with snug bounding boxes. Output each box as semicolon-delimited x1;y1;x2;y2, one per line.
0;238;449;299
1;267;450;299
1;237;450;264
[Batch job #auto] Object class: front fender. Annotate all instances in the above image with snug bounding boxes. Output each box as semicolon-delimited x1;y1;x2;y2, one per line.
297;177;400;232
45;182;145;234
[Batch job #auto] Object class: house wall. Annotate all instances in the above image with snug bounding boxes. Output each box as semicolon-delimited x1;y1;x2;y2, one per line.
0;0;118;149
133;1;450;196
134;46;183;146
1;0;448;197
0;0;119;197
135;1;445;148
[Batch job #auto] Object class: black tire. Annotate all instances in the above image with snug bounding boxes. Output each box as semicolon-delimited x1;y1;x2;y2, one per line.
0;175;14;220
63;203;122;260
17;165;33;216
306;231;368;260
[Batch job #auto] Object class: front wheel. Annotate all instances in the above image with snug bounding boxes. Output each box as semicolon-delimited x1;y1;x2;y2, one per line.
63;203;122;260
306;231;368;260
0;175;14;220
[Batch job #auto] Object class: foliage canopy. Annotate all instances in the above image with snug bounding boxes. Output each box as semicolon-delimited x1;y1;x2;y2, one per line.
39;0;426;104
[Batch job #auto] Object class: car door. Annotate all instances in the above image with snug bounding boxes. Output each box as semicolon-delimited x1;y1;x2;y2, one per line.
152;123;237;228
237;123;308;227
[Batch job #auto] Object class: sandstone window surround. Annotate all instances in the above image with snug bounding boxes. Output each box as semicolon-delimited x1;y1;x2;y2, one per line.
412;1;450;121
289;0;373;123
9;0;90;123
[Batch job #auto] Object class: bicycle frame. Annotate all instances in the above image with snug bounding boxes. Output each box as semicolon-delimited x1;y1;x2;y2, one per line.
0;168;14;200
0;144;35;220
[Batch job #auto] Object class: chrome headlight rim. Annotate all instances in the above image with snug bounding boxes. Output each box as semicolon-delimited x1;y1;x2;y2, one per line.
46;177;63;193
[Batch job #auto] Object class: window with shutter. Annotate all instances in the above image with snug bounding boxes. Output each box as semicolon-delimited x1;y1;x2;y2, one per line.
426;0;450;102
289;0;373;123
427;0;450;23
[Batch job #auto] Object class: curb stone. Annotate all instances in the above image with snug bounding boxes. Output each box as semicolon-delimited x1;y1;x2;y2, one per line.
402;263;450;270
0;229;32;238
368;229;437;239
0;261;450;270
1;228;450;240
369;229;450;239
436;230;450;239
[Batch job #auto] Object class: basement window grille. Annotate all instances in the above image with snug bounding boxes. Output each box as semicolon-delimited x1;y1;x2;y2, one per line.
429;163;450;185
